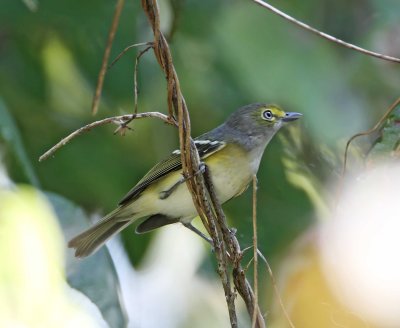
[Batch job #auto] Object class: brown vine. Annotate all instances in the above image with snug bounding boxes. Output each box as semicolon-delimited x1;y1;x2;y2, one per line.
140;0;264;326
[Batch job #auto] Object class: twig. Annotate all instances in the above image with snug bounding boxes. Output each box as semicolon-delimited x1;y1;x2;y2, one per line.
244;257;254;272
39;112;176;162
342;97;400;176
334;97;400;207
166;0;184;41
108;42;153;69
134;45;153;114
257;249;296;328
241;246;295;328
201;166;237;326
251;175;259;328
253;0;400;63
233;263;265;328
204;167;265;328
91;0;126;115
140;1;240;326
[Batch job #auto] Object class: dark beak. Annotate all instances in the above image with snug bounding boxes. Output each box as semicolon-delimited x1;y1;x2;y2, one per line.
282;112;302;122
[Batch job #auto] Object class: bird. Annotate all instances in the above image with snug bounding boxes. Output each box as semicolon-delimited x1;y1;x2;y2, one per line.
68;103;302;257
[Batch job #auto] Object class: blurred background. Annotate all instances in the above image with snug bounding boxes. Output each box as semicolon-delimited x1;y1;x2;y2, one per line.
0;0;400;327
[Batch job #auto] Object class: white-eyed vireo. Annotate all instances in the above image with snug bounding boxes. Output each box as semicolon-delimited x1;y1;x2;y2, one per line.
69;103;302;257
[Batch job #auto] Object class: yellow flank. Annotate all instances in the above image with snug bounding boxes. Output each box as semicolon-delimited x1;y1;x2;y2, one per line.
125;143;253;222
205;143;252;200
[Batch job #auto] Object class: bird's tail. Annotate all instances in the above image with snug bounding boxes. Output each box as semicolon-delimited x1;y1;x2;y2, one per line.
68;208;134;258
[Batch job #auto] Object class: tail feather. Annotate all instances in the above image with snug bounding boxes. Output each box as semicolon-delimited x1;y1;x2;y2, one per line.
68;209;134;258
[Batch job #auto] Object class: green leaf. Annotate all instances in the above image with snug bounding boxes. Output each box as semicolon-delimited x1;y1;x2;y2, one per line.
0;185;109;327
368;105;400;163
0;98;40;187
46;192;127;328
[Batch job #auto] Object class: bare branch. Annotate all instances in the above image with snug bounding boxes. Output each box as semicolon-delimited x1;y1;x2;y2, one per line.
134;46;153;114
253;0;400;63
204;167;265;328
108;42;153;69
203;166;238;326
38;112;176;162
342;97;400;176
251;175;259;328
140;1;240;325
257;249;296;328
92;0;126;116
166;0;184;41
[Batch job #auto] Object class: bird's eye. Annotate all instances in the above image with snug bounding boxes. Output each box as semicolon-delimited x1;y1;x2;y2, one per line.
262;110;273;121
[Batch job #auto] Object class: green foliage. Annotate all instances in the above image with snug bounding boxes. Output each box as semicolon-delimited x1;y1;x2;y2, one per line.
1;0;398;262
368;105;400;161
1;0;399;325
0;186;121;328
48;192;127;328
0;99;39;187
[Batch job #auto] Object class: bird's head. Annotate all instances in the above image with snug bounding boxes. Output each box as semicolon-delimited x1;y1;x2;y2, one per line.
226;103;302;139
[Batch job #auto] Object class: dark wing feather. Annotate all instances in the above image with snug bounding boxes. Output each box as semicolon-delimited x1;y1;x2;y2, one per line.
118;140;225;205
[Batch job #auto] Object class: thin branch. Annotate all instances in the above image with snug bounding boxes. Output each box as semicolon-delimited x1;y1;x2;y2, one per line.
140;1;240;326
203;179;237;325
253;0;400;63
251;175;259;328
134;45;153;114
204;167;265;328
203;166;238;326
244;256;255;273
39;112;176;162
166;0;184;41
92;0;126;115
108;42;153;69
241;245;295;328
342;97;400;176
257;249;296;328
